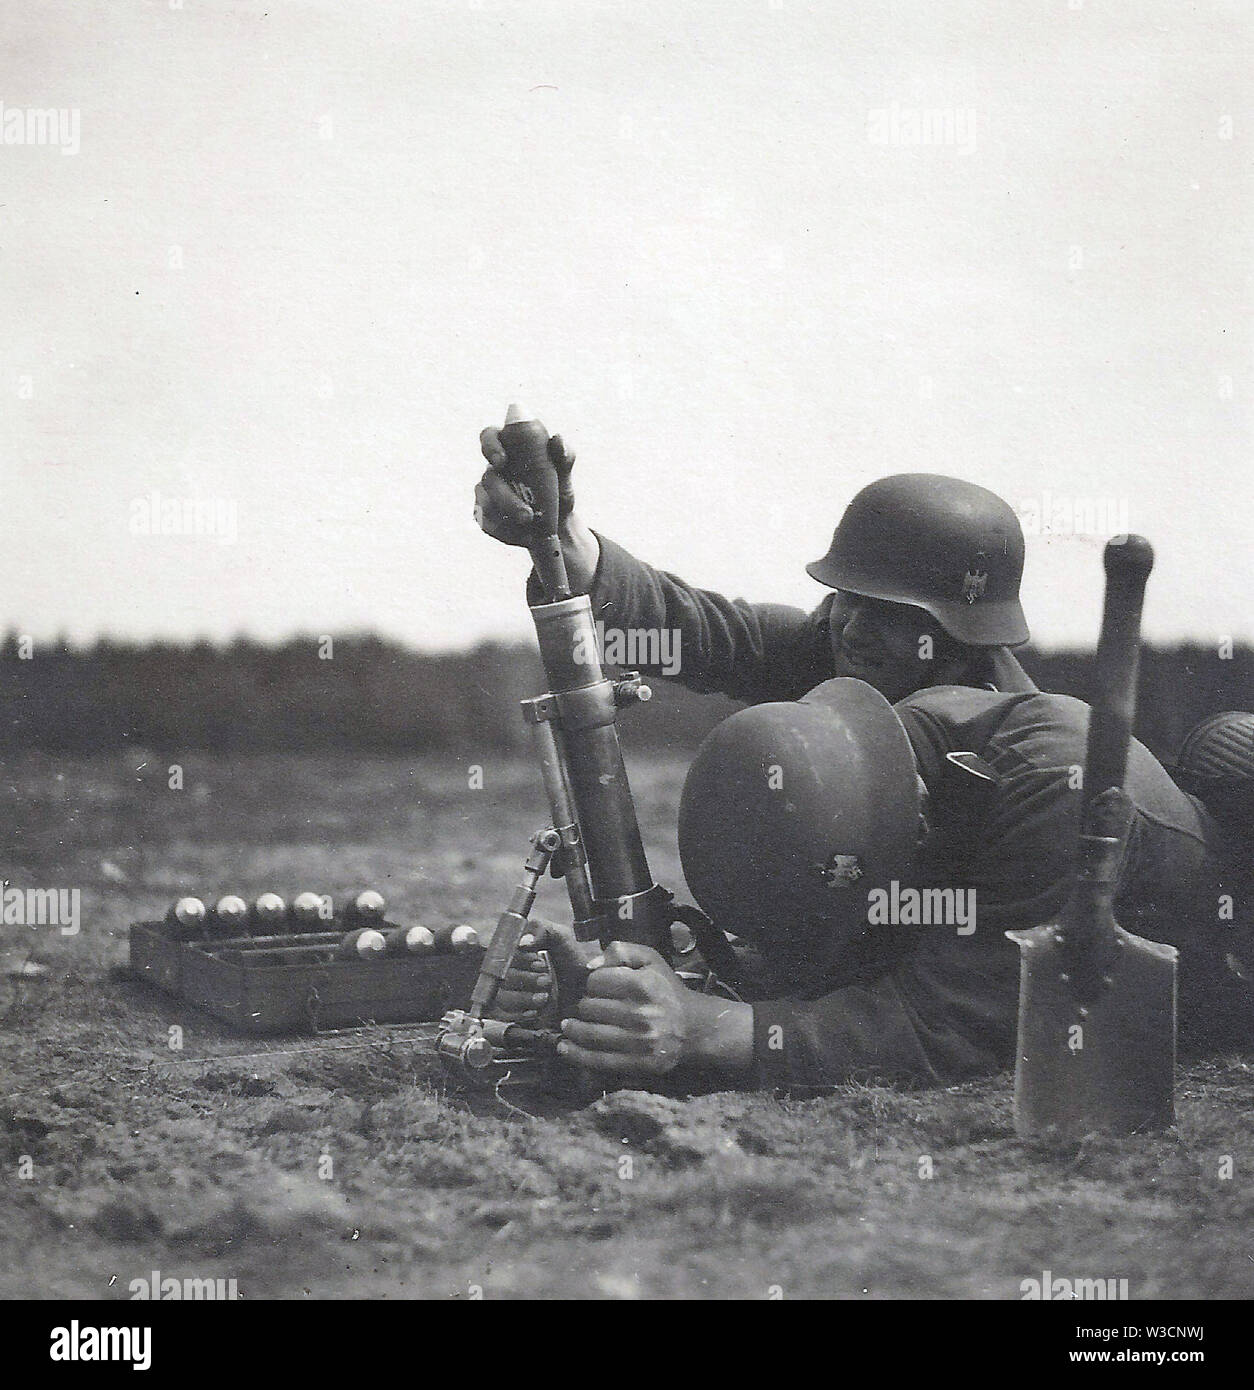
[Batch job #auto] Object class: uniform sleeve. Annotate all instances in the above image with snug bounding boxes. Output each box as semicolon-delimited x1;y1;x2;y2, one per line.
750;972;1004;1089
565;532;841;703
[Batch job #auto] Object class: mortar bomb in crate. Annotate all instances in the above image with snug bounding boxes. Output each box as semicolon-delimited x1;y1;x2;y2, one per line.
131;889;496;1034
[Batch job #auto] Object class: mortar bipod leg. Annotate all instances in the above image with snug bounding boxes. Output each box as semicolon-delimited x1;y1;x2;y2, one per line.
525;698;599;940
466;827;561;1021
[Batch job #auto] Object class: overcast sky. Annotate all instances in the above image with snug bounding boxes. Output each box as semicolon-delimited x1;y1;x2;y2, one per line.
5;0;1250;651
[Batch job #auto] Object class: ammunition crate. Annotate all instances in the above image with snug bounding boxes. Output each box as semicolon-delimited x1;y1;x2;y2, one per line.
128;920;483;1034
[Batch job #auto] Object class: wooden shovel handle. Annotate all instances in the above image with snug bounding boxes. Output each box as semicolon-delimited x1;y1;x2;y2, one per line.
1083;535;1154;816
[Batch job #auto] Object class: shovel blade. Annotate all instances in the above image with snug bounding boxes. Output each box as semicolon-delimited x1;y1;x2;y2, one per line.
1007;919;1177;1139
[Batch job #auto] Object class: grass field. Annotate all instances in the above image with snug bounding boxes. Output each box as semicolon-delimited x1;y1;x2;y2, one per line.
1;751;1251;1300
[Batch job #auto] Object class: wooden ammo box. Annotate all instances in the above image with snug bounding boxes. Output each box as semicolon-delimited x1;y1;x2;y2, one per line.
129;920;484;1034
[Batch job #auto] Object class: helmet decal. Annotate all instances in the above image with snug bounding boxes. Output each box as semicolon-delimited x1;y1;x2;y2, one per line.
961;553;989;604
816;852;864;888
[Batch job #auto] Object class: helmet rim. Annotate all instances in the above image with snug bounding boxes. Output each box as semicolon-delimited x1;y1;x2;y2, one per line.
805;556;1030;647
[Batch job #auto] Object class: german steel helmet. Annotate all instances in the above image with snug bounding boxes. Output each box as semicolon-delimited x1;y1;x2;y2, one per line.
678;678;921;956
1173;711;1254;826
806;474;1029;647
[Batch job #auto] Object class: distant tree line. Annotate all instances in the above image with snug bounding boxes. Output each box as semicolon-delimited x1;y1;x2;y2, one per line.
0;632;1248;764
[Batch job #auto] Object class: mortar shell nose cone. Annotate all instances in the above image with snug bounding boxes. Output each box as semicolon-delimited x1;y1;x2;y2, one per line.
504;402;532;425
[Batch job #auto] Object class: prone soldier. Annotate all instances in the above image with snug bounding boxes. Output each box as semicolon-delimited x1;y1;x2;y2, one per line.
474;426;1253;1090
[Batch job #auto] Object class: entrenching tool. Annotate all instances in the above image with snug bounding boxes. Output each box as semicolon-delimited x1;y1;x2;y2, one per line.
1008;535;1177;1138
437;405;707;1083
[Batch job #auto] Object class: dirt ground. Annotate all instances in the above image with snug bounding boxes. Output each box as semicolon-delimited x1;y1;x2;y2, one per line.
1;751;1251;1300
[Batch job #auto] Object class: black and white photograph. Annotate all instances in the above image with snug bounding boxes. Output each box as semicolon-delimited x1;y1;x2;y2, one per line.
2;0;1251;1342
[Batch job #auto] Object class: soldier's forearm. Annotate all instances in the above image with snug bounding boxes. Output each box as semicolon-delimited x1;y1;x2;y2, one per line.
678;991;755;1078
558;511;600;594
